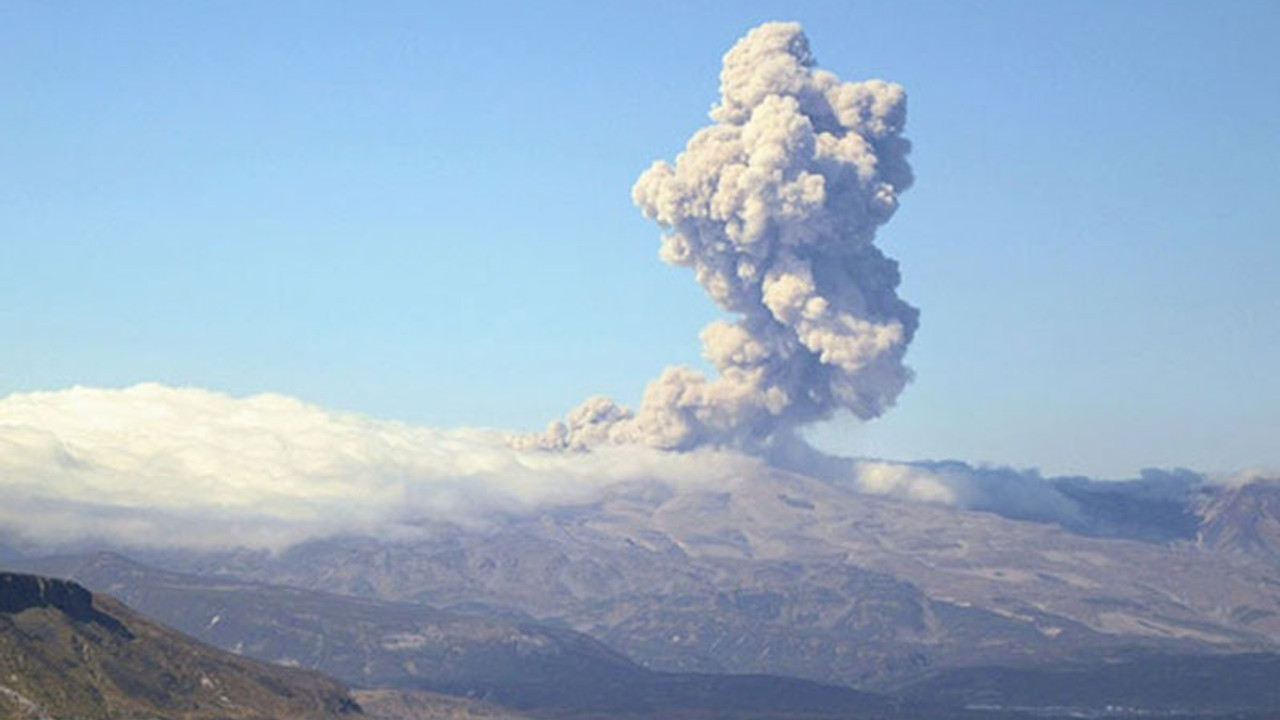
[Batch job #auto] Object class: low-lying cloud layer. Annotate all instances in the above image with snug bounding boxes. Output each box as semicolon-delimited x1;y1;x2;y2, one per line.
523;21;917;453
0;384;1233;552
847;459;1209;541
0;384;762;551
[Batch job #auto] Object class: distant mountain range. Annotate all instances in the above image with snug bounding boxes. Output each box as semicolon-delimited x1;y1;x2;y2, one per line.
155;470;1280;686
7;468;1280;718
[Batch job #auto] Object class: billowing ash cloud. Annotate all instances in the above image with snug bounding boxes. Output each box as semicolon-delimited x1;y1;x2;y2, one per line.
521;21;917;454
0;384;762;551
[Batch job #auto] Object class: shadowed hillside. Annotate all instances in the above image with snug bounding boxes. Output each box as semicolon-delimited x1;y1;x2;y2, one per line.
0;571;361;720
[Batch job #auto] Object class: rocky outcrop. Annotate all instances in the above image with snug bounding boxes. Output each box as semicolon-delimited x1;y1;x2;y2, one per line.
0;571;361;720
0;571;130;637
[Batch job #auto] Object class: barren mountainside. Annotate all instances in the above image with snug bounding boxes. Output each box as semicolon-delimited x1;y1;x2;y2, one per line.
139;472;1280;690
9;473;1280;717
15;554;899;718
11;473;1280;717
0;572;360;720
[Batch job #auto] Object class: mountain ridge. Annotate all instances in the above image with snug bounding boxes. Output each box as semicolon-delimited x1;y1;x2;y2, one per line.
158;469;1280;689
11;553;902;718
9;470;1280;717
0;570;361;720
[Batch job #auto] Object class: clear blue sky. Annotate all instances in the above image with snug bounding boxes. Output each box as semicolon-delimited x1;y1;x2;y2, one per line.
3;1;1278;478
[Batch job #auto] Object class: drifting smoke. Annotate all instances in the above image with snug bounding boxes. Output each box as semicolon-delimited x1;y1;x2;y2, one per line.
849;460;1208;541
523;21;917;453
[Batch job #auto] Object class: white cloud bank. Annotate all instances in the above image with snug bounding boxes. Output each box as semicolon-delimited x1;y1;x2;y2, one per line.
0;384;1248;553
0;384;763;551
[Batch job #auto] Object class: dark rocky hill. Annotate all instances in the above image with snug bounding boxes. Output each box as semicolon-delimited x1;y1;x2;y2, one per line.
0;571;360;720
18;552;639;697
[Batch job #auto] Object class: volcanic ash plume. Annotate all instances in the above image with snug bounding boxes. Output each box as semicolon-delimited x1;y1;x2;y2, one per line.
523;21;917;453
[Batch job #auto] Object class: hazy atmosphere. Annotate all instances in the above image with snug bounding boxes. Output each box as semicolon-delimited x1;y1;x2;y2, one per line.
4;0;1279;540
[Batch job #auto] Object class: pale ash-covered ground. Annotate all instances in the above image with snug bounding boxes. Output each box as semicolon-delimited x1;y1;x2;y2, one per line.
196;469;1280;689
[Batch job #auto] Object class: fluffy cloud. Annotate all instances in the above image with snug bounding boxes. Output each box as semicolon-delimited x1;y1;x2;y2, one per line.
0;384;763;551
850;459;1085;522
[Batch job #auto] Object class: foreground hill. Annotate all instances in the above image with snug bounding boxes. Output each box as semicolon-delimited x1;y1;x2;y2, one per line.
0;571;360;720
16;555;902;719
19;553;642;699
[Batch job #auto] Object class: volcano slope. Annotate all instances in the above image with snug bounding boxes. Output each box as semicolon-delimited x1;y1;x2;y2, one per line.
135;470;1280;692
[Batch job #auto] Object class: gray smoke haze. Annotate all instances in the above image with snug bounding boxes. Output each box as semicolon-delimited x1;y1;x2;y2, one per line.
847;460;1209;542
521;21;917;453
